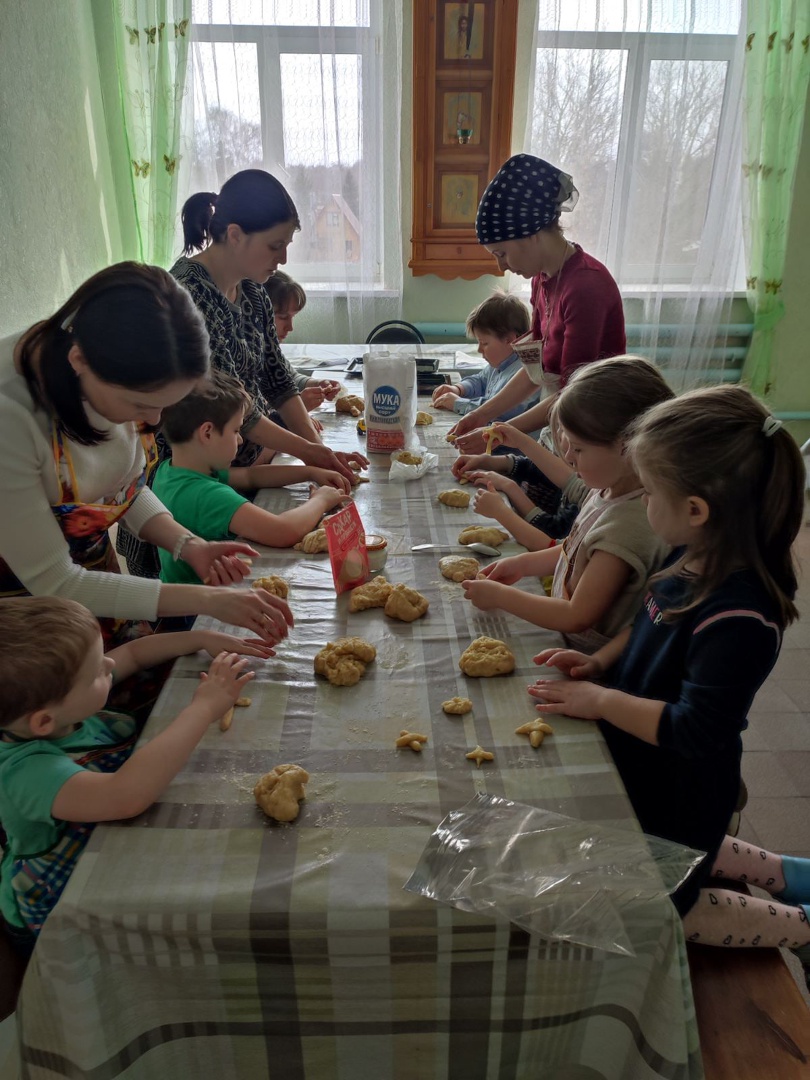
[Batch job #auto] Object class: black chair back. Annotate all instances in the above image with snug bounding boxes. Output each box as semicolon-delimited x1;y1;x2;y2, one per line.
365;320;426;345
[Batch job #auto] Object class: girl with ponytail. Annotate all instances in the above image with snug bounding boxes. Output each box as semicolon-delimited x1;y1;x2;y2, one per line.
529;385;810;979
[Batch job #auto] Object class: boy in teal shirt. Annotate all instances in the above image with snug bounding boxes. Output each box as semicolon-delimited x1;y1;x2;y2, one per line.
154;371;348;585
0;596;270;951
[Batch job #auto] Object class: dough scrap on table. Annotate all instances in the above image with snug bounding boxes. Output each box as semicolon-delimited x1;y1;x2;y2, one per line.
459;636;516;678
458;525;510;548
219;706;235;732
515;719;554;748
336;394;365;417
438;488;471;509
384;582;430;622
254;763;310;822
439;555;480;582
395;729;428;752
353;474;370;484
314;637;377;686
253;574;289;599
466;745;494;768
235;697;252;708
294;528;329;554
348;575;393;612
415;411;433;426
442;696;472;715
396;451;423;466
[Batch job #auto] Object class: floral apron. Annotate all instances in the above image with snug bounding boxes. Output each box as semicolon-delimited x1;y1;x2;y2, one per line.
6;711;138;936
0;425;170;719
0;422;157;647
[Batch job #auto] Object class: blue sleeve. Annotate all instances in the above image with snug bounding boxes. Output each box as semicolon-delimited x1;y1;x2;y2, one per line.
458;371;488;400
657;613;781;759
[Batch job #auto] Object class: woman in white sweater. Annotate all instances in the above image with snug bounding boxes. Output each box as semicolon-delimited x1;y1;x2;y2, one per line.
0;263;292;646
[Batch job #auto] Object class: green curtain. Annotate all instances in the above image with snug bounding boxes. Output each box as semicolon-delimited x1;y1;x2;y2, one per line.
742;1;810;396
111;1;191;266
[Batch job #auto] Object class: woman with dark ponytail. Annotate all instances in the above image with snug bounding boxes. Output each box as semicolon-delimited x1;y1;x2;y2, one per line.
175;170;364;480
0;263;293;647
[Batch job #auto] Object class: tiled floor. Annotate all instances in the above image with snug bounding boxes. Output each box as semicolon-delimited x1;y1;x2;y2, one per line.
1;518;808;1076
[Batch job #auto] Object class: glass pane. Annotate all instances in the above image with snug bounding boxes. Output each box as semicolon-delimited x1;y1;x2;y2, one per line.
193;1;370;27
191;43;263;187
280;54;363;266
529;48;627;261
622;59;727;277
537;0;740;35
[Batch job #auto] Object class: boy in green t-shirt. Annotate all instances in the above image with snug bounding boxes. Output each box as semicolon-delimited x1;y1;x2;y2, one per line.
0;596;271;953
154;371;349;585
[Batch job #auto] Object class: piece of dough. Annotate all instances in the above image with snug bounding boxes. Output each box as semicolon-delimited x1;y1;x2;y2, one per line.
384;583;430;622
442;697;472;715
294;528;329;554
438;489;471;509
483;426;499;454
314;637;377;686
219;706;234;732
466;745;494;768
396;451;423;466
445;432;457;443
336;394;365;417
395;729;428;752
348;575;393;612
415;411;433;425
458;526;510;548
254;764;310;822
457;475;470;484
439;555;480;583
253;575;289;599
515;719;554;748
352;474;370;485
459;636;516;678
235;697;252;708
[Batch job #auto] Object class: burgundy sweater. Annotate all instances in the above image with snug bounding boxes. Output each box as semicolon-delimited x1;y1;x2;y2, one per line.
529;245;626;387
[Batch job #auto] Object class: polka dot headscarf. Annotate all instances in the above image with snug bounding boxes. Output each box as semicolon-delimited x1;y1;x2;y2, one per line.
475;154;579;245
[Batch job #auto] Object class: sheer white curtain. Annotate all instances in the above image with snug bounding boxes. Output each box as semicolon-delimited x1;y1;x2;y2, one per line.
521;0;746;388
180;1;403;343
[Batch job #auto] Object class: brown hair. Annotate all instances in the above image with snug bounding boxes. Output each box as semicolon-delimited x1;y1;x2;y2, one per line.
0;598;101;727
19;263;210;447
554;355;674;445
160;369;252;446
466;291;530;340
629;384;804;626
263;270;307;314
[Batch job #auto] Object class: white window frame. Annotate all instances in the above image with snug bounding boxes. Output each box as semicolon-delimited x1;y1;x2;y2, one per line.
532;29;743;288
191;12;386;289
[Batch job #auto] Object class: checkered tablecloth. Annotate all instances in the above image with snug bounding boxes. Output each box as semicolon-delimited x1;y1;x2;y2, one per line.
16;381;703;1079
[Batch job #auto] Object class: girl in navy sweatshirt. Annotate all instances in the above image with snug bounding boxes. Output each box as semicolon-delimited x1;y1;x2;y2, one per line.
529;385;810;977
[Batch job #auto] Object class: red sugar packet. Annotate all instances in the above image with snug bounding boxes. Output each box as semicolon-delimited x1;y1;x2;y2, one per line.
323;502;369;594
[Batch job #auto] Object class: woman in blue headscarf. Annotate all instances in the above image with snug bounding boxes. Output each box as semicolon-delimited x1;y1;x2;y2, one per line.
452;154;625;451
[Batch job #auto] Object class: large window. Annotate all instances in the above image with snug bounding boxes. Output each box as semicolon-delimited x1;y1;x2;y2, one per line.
190;1;387;287
528;2;743;286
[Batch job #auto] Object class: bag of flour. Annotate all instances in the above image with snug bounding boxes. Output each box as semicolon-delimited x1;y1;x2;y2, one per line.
363;354;417;454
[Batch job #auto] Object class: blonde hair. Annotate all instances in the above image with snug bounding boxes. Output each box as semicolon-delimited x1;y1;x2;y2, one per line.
629;384;804;626
553;355;674;445
466;291;530;340
0;597;101;726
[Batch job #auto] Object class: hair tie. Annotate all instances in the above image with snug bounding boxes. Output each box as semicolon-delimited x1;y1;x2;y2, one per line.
762;415;782;437
60;311;77;333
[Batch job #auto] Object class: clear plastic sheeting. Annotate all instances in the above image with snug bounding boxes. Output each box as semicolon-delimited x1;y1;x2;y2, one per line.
404;793;704;956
